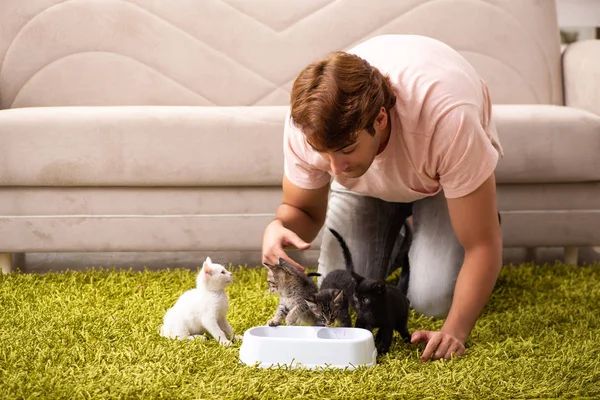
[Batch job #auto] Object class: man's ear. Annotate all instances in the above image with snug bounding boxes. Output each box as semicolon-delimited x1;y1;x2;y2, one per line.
374;107;387;130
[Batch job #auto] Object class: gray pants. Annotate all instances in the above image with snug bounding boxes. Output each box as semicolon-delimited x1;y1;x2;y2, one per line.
317;181;464;318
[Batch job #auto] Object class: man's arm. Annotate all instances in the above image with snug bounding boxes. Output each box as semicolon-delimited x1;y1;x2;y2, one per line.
276;175;330;243
414;173;502;361
443;173;503;343
262;175;330;269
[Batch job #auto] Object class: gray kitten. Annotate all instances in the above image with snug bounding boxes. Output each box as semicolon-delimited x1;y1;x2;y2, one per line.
264;258;324;327
305;270;355;327
306;227;411;356
304;227;359;327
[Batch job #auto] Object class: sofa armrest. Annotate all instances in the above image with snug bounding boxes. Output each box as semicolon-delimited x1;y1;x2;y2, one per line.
562;39;600;116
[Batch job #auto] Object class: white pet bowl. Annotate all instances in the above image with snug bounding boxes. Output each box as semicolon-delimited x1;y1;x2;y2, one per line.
239;326;377;370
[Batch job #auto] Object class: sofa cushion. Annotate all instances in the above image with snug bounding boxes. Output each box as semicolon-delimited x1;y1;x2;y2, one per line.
0;106;288;186
493;105;600;184
2;104;599;187
0;105;600;186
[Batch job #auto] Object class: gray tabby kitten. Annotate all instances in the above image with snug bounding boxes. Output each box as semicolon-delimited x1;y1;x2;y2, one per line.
304;266;355;327
304;227;359;328
264;258;324;327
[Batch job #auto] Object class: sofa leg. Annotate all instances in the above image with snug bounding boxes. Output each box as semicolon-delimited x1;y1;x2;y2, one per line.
1;253;13;274
564;246;579;266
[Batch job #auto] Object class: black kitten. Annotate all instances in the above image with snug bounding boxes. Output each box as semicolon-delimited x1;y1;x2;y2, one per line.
329;228;411;355
353;272;411;355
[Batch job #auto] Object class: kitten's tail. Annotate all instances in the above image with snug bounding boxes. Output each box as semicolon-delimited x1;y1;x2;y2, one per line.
398;220;412;295
328;228;355;273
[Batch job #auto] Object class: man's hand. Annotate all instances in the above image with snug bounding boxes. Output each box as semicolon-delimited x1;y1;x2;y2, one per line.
261;219;311;271
261;176;329;272
411;330;466;361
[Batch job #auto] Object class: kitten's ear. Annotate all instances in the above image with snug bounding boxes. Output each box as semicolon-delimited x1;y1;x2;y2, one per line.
279;257;301;269
277;258;301;275
352;271;364;284
333;289;344;304
278;257;294;270
203;259;213;275
305;296;318;313
372;280;386;295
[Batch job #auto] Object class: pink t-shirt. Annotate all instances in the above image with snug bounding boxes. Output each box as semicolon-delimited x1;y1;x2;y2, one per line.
284;34;504;203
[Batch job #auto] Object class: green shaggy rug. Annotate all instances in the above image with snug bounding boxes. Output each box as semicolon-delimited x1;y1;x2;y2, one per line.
1;262;599;399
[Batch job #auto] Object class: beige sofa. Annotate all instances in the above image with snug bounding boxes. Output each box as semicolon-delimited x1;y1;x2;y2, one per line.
1;0;599;273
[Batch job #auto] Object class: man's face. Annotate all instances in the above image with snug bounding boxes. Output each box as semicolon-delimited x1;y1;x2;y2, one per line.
323;107;390;178
310;107;390;178
320;128;381;178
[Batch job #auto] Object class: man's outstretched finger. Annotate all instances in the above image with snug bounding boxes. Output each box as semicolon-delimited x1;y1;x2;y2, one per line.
433;339;452;361
282;231;311;251
411;330;430;344
262;257;277;267
262;243;287;266
420;333;443;362
264;249;306;272
445;343;465;360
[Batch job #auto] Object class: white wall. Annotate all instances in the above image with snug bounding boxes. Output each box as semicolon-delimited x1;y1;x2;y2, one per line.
556;0;600;27
556;0;600;40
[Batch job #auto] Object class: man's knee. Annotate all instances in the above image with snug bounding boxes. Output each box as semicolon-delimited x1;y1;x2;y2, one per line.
404;237;460;318
407;281;454;318
405;256;458;318
406;192;463;318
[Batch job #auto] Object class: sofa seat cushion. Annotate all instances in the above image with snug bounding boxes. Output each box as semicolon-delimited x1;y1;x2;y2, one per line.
493;104;600;184
0;106;288;186
1;104;599;187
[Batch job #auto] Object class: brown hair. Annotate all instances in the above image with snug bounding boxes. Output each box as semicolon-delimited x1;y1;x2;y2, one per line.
289;51;396;152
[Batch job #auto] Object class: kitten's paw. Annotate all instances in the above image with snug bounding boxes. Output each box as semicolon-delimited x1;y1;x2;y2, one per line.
267;319;281;327
219;340;233;347
233;334;243;342
376;345;390;355
185;334;207;341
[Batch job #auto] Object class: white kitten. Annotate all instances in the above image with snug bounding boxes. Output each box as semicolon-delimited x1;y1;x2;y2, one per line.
159;257;239;345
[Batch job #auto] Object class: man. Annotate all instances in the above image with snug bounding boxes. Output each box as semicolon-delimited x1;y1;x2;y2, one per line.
261;34;504;361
